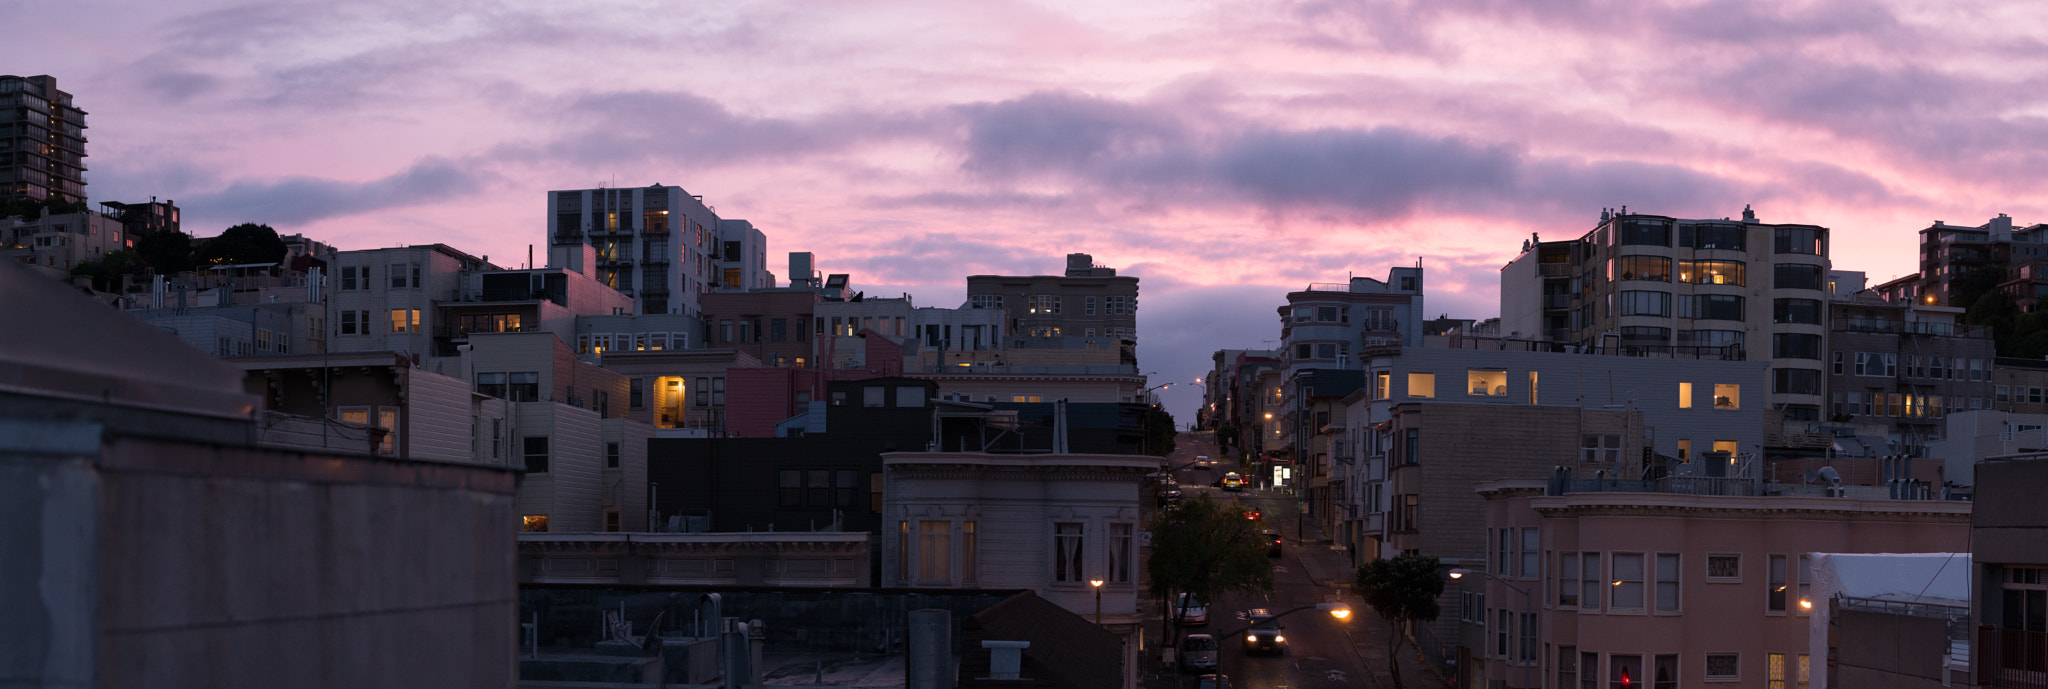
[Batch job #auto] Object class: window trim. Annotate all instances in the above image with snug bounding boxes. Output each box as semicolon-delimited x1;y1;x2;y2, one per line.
1705;552;1742;583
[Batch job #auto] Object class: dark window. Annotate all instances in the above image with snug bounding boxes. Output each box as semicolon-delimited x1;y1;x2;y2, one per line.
1684;223;1746;250
1773;298;1822;324
1773;333;1823;360
779;470;802;507
1774;226;1821;255
1618;219;1670;246
1403;428;1420;465
1680;294;1745;321
1296;343;1313;360
808;470;831;507
509;372;540;402
771;318;787;342
605;442;620;468
476;372;507;398
1618;291;1672;317
1619;326;1669;345
836;470;858;507
523;436;549;473
1773;368;1822;395
722;241;742;262
1775;264;1824;290
629;378;644;408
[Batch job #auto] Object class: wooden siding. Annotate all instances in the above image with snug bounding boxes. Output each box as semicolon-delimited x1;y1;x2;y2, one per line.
404;366;474;462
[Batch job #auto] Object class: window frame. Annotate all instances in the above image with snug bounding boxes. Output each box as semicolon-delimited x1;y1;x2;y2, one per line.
1706;553;1742;583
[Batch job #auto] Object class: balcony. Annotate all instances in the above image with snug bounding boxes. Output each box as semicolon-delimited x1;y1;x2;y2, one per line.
1303;282;1350;292
1538;263;1572;277
1543;295;1571;309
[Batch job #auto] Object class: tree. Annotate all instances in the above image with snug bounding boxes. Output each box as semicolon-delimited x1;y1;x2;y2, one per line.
1356;554;1445;689
195;223;287;266
69;251;147;292
134;230;196;275
1145;496;1273;645
1951;265;2006;313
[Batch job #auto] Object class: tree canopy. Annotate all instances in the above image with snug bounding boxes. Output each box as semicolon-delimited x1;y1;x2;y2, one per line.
1356;554;1445;689
196;223;287;266
1145;495;1272;641
134;229;196;275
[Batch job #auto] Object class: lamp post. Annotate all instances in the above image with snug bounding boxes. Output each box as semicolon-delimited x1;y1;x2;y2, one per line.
1450;568;1533;689
1089;579;1105;624
1211;601;1353;638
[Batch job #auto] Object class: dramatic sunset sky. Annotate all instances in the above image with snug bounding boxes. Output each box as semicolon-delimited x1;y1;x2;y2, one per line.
18;0;2048;419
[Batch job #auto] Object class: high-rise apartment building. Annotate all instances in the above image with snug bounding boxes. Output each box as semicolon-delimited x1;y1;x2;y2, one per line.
0;75;87;205
1500;207;1831;419
547;184;771;318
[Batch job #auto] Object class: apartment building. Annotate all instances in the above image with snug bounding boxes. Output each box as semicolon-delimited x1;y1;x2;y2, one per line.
816;295;1008;371
3;206;125;270
1269;368;1365;524
966;253;1139;355
0;74;87;205
1464;479;1970;689
882;449;1155;689
1992;357;2048;414
327;244;495;357
1870;213;2048;307
1500;207;1831;420
546;183;771;317
102;198;179;237
131;300;326;358
699;288;822;367
1826;280;1994;451
1277;266;1426;374
599;348;761;435
232;351;478;462
1973;454;2048;689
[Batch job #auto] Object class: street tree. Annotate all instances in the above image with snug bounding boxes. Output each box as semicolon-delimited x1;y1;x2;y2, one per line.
196;223;287;266
1356;554;1444;689
1145;495;1273;644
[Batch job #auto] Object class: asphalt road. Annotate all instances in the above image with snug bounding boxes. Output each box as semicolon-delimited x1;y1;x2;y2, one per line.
1161;442;1374;689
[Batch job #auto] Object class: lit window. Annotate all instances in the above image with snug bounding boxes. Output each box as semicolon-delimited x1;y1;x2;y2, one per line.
521;515;549;532
1713;384;1739;409
1408;373;1435;398
1467;370;1506;396
1679;382;1693;409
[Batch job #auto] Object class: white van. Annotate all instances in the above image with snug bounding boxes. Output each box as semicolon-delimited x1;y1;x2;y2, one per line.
1182;634;1219;671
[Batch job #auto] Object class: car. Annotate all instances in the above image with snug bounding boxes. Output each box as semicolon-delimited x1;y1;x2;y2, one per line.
1242;506;1262;522
1193;455;1215;468
1181;634;1219;671
1195;674;1234;689
1220;472;1246;492
1156;482;1183;507
1175;593;1209;626
1262;529;1283;557
1241;609;1287;656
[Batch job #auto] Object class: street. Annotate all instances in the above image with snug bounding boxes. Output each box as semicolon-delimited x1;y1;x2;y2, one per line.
1147;431;1443;689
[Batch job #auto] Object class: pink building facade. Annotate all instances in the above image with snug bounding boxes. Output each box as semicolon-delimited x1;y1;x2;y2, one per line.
1463;479;1970;689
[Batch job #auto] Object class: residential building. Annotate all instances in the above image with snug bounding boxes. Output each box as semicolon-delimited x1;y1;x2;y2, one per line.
966;253;1140;361
437;252;636;358
817;295;1008;371
1992;356;2048;414
327;244;495;358
1272;368;1365;531
599;348;762;435
1464;478;1970;689
1827;276;1995;452
917;363;1144;405
0;74;87;205
131;300;327;357
1873;213;2048;307
882;449;1155;689
0;258;517;686
1926;409;2048;493
1972;453;2048;688
1499;206;1831;420
1277;266;1426;374
232;351;478;462
3;206;125;270
458;330;645;533
1207;349;1279;458
546;183;772;317
699;287;822;367
573;312;704;359
101;197;180;238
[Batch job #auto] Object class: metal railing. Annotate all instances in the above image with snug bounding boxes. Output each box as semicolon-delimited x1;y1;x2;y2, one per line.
1558;475;1758;496
1538;263;1573;277
1832;319;1991;338
1981;626;2048;689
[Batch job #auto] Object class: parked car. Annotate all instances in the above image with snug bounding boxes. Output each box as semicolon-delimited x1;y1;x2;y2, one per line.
1175;592;1209;625
1241;609;1286;656
1158;482;1183;504
1182;634;1219;671
1196;674;1233;689
1262;529;1282;557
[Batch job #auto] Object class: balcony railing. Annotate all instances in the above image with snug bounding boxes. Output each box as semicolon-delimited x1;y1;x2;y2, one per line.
1980;626;2048;689
1833;319;1991;338
1538;263;1572;277
1543;295;1571;309
1303;282;1351;292
1556;475;1758;496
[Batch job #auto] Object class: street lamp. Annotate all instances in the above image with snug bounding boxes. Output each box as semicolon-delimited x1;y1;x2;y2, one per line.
1212;601;1354;638
1089;579;1105;624
1449;568;1533;689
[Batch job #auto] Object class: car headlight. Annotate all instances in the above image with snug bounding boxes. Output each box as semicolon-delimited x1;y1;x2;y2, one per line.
1275;635;1285;643
1246;635;1258;643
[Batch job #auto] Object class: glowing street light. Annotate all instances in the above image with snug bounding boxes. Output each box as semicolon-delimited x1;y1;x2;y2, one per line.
1089;579;1105;624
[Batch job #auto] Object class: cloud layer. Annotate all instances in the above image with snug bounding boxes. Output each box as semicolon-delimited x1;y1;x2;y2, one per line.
24;0;2048;419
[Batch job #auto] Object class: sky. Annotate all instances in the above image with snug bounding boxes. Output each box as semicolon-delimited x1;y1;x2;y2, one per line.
14;0;2048;421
